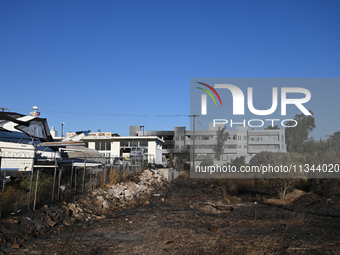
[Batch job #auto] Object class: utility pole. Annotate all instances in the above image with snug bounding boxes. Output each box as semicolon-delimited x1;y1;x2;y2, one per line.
189;114;199;171
61;122;65;138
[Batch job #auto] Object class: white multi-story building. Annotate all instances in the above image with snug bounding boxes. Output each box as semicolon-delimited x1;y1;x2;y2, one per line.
65;125;286;165
186;124;286;163
130;124;286;163
66;132;164;165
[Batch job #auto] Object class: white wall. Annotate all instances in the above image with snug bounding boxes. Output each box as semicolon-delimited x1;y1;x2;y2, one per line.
111;141;120;156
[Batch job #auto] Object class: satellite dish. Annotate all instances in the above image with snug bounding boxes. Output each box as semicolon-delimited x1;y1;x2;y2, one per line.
30;106;40;116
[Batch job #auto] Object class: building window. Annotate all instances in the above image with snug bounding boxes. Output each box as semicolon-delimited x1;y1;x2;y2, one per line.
140;140;148;147
131;141;138;147
95;141;111;151
248;144;280;150
224;145;237;149
121;141;129;147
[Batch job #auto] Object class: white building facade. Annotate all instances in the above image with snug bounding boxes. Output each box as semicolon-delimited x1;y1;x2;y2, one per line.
66;132;164;165
185;124;286;163
130;124;286;164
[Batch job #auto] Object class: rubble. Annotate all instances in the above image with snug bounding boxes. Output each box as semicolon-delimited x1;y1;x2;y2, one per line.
0;169;167;252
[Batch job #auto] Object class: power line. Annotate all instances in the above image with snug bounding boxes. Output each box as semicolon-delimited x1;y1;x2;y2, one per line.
9;108;188;118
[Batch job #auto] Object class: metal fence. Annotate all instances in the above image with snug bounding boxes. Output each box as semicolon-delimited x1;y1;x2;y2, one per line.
0;154;156;217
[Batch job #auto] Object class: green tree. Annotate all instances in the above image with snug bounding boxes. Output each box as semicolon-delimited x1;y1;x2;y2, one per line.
231;156;246;169
285;111;316;153
175;148;190;164
201;156;214;166
251;151;306;199
212;126;229;160
265;125;280;130
168;153;174;167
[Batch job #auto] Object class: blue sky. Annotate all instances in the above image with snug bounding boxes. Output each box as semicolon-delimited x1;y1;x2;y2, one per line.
1;0;339;139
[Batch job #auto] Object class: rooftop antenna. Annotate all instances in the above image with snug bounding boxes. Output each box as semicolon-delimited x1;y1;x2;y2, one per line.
30;106;40;117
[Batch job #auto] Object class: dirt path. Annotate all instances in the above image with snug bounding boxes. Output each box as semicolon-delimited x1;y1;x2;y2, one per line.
6;179;340;254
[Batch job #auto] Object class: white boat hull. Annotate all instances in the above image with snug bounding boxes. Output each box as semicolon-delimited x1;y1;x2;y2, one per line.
0;142;35;172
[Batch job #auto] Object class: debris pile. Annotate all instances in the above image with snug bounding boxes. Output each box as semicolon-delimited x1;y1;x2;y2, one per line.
62;169;166;220
0;169;167;251
107;169;163;202
0;204;71;250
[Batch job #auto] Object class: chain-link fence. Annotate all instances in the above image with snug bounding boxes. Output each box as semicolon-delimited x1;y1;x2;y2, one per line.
0;153;156;217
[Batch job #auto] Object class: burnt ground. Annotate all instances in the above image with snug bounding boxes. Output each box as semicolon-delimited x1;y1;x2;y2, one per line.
2;178;340;254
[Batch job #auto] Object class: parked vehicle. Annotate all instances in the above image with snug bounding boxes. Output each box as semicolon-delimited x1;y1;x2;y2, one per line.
113;157;124;165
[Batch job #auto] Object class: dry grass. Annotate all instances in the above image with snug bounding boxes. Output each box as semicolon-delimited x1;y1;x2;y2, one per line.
106;169;121;185
177;171;190;180
126;199;138;208
264;189;306;205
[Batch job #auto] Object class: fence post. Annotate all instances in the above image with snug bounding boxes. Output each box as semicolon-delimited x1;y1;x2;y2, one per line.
104;163;107;185
0;173;5;218
33;169;39;210
74;167;77;192
82;158;86;191
58;168;62;200
28;168;34;210
52;158;57;202
70;163;74;190
90;167;92;189
95;157;98;188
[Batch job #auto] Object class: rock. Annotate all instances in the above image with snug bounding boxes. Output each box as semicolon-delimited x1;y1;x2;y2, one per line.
107;189;115;196
48;220;57;227
124;189;132;200
102;199;109;209
11;244;20;249
68;203;77;216
9;219;19;224
200;205;221;214
96;195;103;203
77;206;83;213
63;219;72;226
